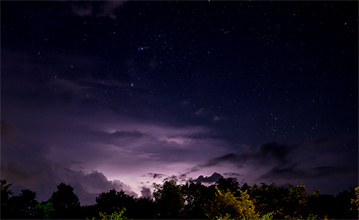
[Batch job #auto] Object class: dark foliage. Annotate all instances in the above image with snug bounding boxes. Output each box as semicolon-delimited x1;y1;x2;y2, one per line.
1;179;14;219
1;178;358;219
8;189;38;218
153;180;185;218
95;189;136;219
216;177;240;193
49;183;81;219
181;181;215;218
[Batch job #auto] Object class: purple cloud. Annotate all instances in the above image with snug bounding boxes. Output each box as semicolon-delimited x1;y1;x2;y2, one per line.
140;187;152;199
193;172;224;183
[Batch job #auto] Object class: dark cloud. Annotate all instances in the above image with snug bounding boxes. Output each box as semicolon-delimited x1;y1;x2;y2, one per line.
255;142;296;166
109;130;145;138
202;153;239;167
185;153;238;175
192;142;296;171
193;172;223;183
179;174;187;179
140;187;152;199
185;140;357;195
259;165;357;181
255;138;358;191
71;160;83;165
223;172;241;177
189;167;199;173
147;173;165;179
163;175;178;182
1;162;49;188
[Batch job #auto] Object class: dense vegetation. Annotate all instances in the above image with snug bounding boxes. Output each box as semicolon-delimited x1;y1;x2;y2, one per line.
1;178;358;219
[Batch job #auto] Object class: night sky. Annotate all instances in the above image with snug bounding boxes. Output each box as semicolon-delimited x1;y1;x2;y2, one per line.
1;1;358;205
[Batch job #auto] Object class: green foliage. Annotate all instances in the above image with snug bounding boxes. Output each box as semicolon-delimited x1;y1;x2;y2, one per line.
204;187;260;219
87;208;128;220
259;212;274;220
99;208;128;220
305;213;319;219
215;213;233;220
350;186;359;214
249;183;327;219
283;183;311;218
250;183;289;218
34;201;55;219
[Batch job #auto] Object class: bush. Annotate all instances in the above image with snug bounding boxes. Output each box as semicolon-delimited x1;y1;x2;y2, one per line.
204;188;260;219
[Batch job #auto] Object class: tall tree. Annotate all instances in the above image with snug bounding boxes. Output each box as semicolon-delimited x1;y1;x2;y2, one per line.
133;197;156;219
153;180;185;218
34;201;55;219
334;187;359;219
9;189;38;218
96;189;136;218
204;188;260;219
216;177;240;194
181;181;214;218
0;179;13;218
250;183;290;218
283;183;312;219
49;183;80;219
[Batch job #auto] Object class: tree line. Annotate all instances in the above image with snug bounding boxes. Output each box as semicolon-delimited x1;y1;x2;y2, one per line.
1;178;358;219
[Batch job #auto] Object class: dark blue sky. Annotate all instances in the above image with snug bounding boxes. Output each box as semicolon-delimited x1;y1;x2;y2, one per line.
1;1;358;205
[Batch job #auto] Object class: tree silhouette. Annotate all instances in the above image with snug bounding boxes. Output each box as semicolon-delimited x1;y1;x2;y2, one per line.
133;197;156;219
181;181;214;218
335;187;359;219
1;179;14;218
9;189;38;218
49;183;80;219
216;177;240;194
153;180;185;218
96;189;136;218
250;183;290;218
1;178;358;219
